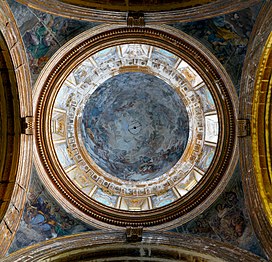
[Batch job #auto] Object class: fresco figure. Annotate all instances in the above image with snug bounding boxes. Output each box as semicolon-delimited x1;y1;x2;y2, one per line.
8;170;94;253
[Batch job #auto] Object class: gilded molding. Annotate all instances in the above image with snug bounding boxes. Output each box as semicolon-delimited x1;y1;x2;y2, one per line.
33;25;238;230
251;32;272;225
239;2;272;259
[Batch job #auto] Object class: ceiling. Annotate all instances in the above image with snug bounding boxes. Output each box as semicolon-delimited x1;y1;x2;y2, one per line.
0;0;271;261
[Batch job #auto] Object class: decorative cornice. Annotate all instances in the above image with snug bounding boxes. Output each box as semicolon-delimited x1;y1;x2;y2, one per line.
16;0;261;24
33;25;238;230
2;231;265;262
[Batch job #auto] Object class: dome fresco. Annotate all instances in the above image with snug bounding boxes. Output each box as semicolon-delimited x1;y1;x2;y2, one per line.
51;43;219;211
81;72;189;182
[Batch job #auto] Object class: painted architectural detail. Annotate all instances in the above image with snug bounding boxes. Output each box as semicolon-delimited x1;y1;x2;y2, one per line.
205;114;219;143
52;43;219;211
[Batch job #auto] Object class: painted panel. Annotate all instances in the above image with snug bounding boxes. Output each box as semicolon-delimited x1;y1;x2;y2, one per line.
205;114;219;143
196;86;216;112
151;189;177;208
54;85;75;109
92;188;118;208
176;170;198;193
73;59;94;85
121;44;149;58
151;47;178;67
176;61;203;87
93;46;118;65
196;145;215;171
55;143;75;168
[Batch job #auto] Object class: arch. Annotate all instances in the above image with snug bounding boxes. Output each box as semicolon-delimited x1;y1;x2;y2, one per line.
16;0;259;24
239;1;272;258
2;231;264;261
0;1;33;256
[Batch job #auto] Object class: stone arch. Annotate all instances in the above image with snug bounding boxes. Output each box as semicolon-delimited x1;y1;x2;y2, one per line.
0;1;33;256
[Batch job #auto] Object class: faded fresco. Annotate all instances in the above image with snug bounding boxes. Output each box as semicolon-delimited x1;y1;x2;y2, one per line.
171;5;262;93
172;164;266;258
7;0;99;84
81;72;189;181
8;167;96;254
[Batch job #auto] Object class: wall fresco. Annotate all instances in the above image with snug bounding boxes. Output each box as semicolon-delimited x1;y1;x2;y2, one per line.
171;5;262;93
7;0;99;84
81;72;189;182
172;164;266;258
8;167;96;254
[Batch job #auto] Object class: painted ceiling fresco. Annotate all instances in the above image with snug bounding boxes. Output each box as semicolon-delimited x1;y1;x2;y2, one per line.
172;164;265;258
8;167;96;254
7;0;99;83
171;4;261;93
81;72;189;181
52;43;219;211
6;0;266;259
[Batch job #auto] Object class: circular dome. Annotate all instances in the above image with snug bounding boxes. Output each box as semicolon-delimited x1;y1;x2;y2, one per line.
81;72;189;182
34;25;238;229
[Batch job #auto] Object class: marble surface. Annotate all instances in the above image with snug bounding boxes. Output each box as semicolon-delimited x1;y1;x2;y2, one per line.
81;72;189;182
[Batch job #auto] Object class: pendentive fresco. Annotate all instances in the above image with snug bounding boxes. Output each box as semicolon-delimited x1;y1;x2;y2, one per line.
3;0;268;260
8;167;96;254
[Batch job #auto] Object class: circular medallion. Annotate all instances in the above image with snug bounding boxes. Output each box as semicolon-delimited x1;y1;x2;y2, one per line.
34;25;238;229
